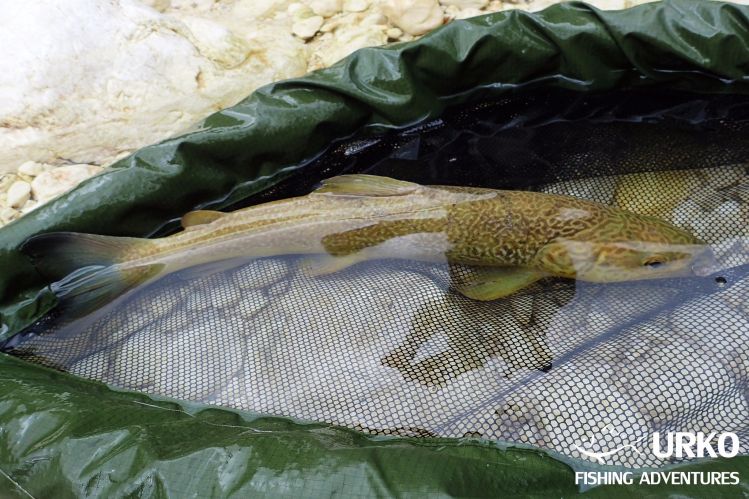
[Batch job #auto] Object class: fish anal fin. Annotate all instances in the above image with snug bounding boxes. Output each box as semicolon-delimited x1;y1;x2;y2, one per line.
181;210;224;229
451;266;545;301
313;175;420;197
300;252;371;277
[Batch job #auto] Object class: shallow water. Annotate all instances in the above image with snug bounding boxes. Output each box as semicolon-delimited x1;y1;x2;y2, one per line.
5;88;749;468
5;162;748;468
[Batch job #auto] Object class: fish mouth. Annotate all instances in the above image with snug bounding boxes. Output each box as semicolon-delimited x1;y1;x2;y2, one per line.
689;246;720;277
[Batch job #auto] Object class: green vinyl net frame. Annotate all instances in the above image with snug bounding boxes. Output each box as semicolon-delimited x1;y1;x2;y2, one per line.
1;2;749;497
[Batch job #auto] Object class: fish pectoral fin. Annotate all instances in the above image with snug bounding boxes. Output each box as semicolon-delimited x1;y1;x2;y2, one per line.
300;252;371;277
312;175;420;197
450;266;546;301
181;210;224;229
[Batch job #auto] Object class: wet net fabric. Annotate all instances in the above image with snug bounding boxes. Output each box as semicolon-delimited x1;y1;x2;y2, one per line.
5;90;749;469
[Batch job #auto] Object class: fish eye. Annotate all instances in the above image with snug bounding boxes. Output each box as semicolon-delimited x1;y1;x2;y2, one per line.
642;258;665;269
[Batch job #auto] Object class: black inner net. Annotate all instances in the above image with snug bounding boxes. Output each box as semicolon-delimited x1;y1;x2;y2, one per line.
4;87;749;468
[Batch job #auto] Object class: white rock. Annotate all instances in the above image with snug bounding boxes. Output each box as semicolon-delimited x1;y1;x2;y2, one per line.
362;12;388;25
20;200;39;214
343;0;369;12
384;0;444;36
153;316;245;399
17;161;44;176
440;0;488;8
141;0;171;11
7;180;31;208
176;15;253;69
588;0;628;8
314;20;388;67
541;176;617;204
287;2;306;15
0;174;16;191
0;207;18;224
30;164;104;203
454;7;484;18
292;13;325;39
113;333;172;389
233;258;290;289
386;27;403;39
237;289;269;319
308;0;342;17
0;0;307;173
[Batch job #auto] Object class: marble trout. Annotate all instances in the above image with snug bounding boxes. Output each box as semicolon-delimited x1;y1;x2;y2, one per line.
23;174;711;314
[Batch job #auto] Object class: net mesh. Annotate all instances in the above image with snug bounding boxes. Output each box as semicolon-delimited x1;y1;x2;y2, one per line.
4;89;749;468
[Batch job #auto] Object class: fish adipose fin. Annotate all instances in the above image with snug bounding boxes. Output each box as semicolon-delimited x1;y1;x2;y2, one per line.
181;210;224;229
21;232;160;317
313;175;420;197
451;266;546;301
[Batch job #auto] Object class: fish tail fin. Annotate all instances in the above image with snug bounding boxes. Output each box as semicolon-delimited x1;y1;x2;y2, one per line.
53;263;165;317
21;232;152;279
21;232;162;316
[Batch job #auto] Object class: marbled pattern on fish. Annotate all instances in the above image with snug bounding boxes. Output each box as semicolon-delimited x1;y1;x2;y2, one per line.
22;174;708;314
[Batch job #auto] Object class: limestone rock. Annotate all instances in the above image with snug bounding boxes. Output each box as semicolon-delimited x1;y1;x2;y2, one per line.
7;180;31;208
31;164;104;203
383;0;444;36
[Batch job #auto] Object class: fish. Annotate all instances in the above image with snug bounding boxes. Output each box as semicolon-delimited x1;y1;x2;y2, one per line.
22;174;712;315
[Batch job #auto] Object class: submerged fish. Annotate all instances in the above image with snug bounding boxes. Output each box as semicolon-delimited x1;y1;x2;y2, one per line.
24;175;710;314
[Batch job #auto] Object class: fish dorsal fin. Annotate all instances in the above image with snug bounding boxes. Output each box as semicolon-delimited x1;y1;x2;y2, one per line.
313;175;420;197
181;210;224;229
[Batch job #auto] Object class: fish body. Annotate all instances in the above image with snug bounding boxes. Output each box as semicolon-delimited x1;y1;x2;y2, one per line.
24;175;709;313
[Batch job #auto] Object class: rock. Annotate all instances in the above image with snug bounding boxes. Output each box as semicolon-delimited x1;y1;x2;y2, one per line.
153;316;246;400
232;258;291;289
292;10;325;39
454;7;484;18
20;200;39;214
141;0;171;11
313;19;388;67
176;15;253;69
287;2;305;15
362;12;387;25
386;27;403;39
236;289;269;319
0;1;307;174
7;180;31;208
383;0;443;36
343;0;369;12
0;207;18;224
308;0;342;17
613;170;702;222
440;0;488;8
541;176;617;204
0;174;16;192
587;0;628;9
30;164;104;203
17;161;44;177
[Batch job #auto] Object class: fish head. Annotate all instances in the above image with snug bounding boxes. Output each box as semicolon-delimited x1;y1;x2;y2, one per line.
534;212;715;282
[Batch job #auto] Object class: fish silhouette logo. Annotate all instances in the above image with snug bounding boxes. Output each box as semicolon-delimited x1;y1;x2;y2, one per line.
574;425;645;464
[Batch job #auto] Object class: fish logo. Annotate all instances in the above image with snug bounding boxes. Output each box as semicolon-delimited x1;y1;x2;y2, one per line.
573;425;645;464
